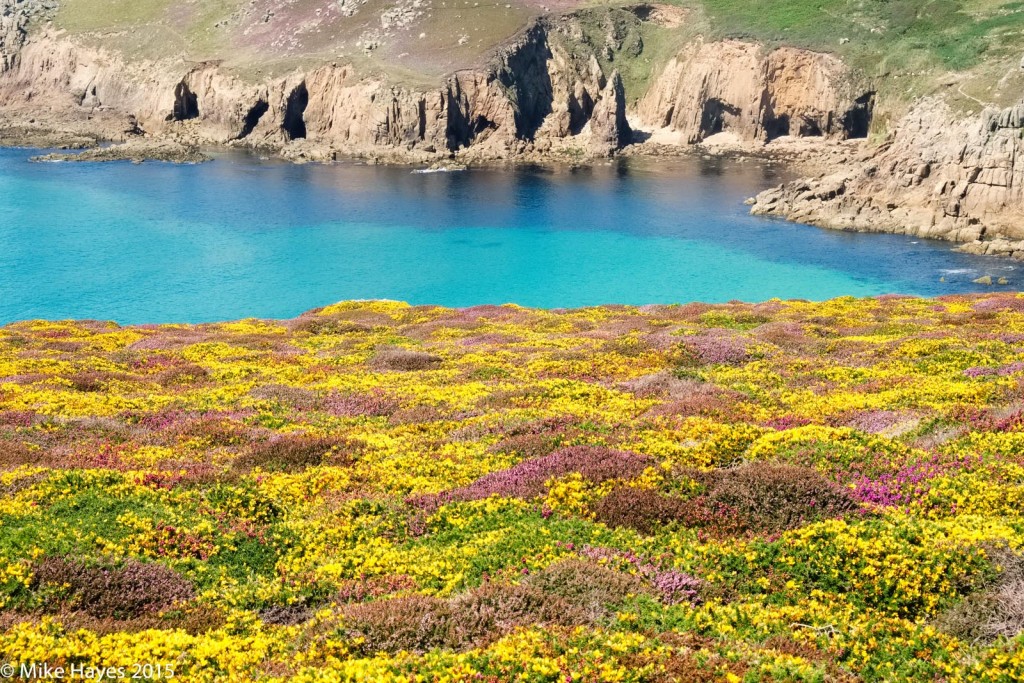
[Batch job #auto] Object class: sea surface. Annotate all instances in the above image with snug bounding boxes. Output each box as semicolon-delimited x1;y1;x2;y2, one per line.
0;147;1016;324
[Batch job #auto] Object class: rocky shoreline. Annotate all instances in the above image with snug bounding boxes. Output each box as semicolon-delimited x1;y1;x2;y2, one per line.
0;109;849;171
748;98;1024;261
27;139;209;163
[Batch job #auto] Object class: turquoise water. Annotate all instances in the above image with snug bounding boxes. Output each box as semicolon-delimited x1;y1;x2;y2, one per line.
0;147;1016;324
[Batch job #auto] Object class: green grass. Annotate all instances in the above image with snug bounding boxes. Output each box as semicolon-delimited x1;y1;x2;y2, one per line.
698;0;1024;71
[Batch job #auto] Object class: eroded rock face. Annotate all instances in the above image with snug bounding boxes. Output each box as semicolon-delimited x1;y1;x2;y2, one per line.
749;98;1024;257
0;0;53;73
0;18;633;158
0;2;22;73
637;39;870;144
0;6;873;163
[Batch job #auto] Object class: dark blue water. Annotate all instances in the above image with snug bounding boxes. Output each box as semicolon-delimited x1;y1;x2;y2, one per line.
0;147;1015;324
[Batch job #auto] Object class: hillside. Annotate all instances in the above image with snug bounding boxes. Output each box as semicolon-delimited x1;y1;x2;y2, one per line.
1;296;1024;679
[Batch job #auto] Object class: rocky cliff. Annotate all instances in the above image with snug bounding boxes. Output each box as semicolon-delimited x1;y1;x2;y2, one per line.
0;1;873;164
0;9;643;160
1;0;44;72
636;38;872;144
749;97;1024;258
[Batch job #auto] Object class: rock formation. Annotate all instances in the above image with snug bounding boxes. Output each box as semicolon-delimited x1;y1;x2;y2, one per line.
636;39;871;144
588;71;630;155
749;97;1024;258
0;4;876;165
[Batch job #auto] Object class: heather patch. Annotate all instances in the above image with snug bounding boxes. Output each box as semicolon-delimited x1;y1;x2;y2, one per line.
29;557;194;619
421;446;655;505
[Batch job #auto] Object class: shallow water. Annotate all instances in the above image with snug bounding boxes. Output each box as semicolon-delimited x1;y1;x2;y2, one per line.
0;147;1016;324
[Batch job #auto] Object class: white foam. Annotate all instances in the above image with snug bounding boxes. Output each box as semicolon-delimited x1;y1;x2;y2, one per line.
412;167;463;174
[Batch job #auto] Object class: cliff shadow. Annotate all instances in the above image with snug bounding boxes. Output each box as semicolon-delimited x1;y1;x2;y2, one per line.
235;100;270;140
169;81;199;121
842;92;875;139
496;27;554;140
699;98;741;139
283;83;309;140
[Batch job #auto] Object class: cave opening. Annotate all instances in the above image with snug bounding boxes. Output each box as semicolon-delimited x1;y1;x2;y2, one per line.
170;81;199;121
568;89;595;135
842;92;875;139
282;83;309;140
699;98;739;139
764;113;791;140
798;117;822;137
236;100;270;140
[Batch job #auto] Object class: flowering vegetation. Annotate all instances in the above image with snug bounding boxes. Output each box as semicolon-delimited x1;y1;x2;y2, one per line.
0;295;1023;680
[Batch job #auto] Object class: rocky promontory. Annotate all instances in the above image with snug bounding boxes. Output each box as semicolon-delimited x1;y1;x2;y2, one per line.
749;97;1024;259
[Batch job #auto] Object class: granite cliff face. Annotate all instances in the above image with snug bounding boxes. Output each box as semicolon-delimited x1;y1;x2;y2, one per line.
1;0;34;72
750;97;1024;258
0;2;872;163
0;13;641;159
636;39;872;144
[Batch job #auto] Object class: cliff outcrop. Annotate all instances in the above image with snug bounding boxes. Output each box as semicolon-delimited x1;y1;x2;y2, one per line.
636;39;872;144
749;97;1024;258
588;70;630;156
